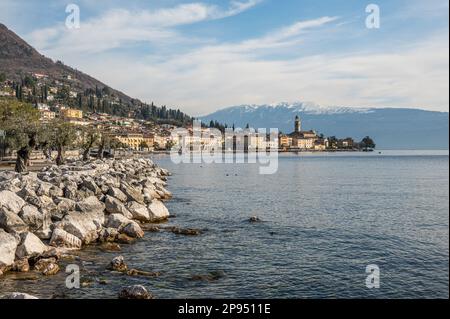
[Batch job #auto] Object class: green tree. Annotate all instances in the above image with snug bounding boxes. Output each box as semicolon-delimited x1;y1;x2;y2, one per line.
50;120;77;165
360;136;376;150
79;126;100;161
0;98;40;173
0;73;6;82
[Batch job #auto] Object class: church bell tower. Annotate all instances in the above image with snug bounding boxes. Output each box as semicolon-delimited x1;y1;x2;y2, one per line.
295;115;301;133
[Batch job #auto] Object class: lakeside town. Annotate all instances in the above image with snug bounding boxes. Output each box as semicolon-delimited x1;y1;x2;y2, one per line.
0;72;375;171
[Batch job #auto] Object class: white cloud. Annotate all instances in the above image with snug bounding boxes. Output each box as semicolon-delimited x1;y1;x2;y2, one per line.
27;0;262;55
22;1;449;115
66;16;448;116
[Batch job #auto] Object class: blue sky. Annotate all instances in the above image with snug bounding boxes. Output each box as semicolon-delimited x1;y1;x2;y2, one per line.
0;0;448;115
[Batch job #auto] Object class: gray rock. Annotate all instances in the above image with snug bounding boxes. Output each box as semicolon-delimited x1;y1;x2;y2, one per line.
147;200;170;221
122;222;144;239
105;196;133;219
108;256;128;272
0;190;26;214
119;285;152;299
82;178;102;195
75;196;105;213
107;187;128;203
19;205;43;231
1;292;39;299
15;232;48;259
59;210;104;244
0;208;29;234
0;229;18;267
120;184;145;204
99;228;119;243
105;214;132;230
126;201;151;222
49;228;82;249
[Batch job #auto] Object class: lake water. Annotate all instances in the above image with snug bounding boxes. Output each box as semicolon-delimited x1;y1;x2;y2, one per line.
1;151;448;299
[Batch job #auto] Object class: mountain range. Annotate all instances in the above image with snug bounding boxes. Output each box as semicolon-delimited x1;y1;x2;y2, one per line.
200;102;449;150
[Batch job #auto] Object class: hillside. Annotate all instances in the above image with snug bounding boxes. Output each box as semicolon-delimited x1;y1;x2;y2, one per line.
200;102;449;150
0;23;191;124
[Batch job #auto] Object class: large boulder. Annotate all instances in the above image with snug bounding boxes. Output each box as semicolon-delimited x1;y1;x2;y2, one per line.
0;208;28;234
0;229;18;268
75;196;105;213
105;196;133;219
122;222;144;239
0;190;26;214
49;228;82;249
148;200;170;221
120;184;145;204
15;232;48;259
105;214;132;230
126;201;151;222
59;210;104;244
53;197;76;220
82;178;102;195
19;205;44;232
107;187;128;203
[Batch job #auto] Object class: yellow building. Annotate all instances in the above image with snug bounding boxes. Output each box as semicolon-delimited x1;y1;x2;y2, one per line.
60;108;83;119
279;135;292;148
115;133;155;150
295;138;315;150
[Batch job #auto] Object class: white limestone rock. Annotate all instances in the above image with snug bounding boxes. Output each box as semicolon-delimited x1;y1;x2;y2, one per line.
15;232;48;259
0;190;26;214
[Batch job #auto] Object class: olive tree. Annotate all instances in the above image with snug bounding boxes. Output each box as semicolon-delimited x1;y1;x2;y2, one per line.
50;120;77;165
0;98;40;173
79;126;100;161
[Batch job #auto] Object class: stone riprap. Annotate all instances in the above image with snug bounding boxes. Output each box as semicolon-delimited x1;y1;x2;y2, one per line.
0;158;171;281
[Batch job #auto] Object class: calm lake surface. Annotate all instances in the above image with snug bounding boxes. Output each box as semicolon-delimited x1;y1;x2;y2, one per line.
1;151;448;299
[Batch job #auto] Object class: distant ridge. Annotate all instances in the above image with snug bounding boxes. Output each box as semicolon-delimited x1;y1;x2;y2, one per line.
0;23;192;124
0;23;133;104
200;102;449;150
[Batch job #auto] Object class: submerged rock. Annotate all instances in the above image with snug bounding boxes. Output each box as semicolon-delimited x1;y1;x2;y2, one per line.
127;269;161;277
12;258;30;272
166;226;202;236
119;285;152;300
1;292;39;299
107;256;128;272
0;229;18;268
42;262;60;276
249;216;262;223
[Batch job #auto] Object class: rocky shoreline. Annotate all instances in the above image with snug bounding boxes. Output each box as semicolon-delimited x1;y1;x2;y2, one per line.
0;157;174;299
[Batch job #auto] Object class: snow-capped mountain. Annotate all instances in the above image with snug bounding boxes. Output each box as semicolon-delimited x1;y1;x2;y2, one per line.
199;102;449;150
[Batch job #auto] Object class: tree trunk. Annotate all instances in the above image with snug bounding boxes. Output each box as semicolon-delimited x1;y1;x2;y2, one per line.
43;147;52;161
56;145;65;166
83;148;90;161
15;147;29;173
97;144;104;160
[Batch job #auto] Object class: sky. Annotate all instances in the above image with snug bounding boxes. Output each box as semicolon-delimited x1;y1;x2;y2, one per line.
0;0;448;116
